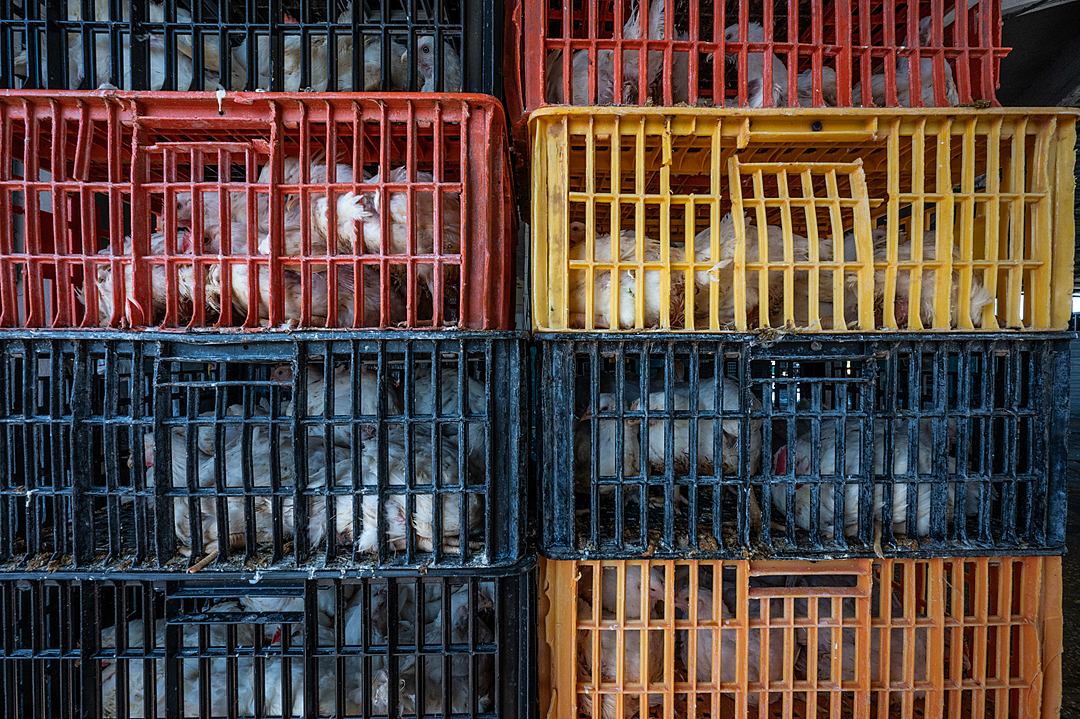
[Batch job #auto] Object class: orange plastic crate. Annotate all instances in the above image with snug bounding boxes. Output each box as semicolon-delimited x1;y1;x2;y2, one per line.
540;557;1062;718
0;92;516;331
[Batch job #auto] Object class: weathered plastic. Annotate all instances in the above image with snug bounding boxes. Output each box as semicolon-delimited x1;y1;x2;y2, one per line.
0;563;536;718
0;92;515;330
540;556;1062;719
539;335;1070;559
0;0;501;95
513;0;1009;119
0;332;528;572
530;108;1077;333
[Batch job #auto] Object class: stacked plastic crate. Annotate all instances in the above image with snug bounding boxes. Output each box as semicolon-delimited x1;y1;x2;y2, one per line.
511;0;1074;715
0;2;533;717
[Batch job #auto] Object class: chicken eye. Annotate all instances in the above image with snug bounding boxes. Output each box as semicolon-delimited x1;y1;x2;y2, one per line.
421;43;431;54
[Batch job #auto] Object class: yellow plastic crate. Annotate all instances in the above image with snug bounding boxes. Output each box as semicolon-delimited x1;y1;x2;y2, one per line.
539;557;1062;718
530;108;1077;332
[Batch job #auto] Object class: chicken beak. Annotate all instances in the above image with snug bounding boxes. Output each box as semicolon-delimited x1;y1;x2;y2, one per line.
578;408;593;422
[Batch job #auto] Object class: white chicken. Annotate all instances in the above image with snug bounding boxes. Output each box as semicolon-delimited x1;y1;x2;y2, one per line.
418;583;495;711
696;213;836;329
226;261;405;328
367;582;496;714
281;362;402;450
339;421;483;557
410;362;489;478
596;563;666;620
78;231;202;327
797;575;930;701
371;636;493;715
229;26;331;92
796;65;839;106
217;259;339;328
239;585;353;645
723;21;788;107
856;18;959;107
631;376;763;477
364;35;411;91
178;155;355;257
99;594;402;717
567;225;687;329
415;36;463;92
162;424;340;558
100;601;273;717
136;401;260;485
340;423;408;555
577;595;665;719
770;419;977;541
576;391;642;484
674;582;786;707
229;4;411;92
309;264;408;327
643;0;692;104
544;0;643;104
99;617;167;718
355;166;463;301
873;227;994;329
393;429;485;554
209;234;401;330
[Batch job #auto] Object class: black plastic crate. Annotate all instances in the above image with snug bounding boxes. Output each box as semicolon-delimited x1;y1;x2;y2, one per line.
0;0;501;95
539;334;1071;560
0;331;527;571
0;564;535;718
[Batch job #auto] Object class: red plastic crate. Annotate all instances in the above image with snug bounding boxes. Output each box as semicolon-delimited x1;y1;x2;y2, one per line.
512;0;1008;119
0;92;515;331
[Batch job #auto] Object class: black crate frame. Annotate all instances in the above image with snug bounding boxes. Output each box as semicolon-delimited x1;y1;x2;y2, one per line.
538;333;1071;560
0;331;528;572
0;0;502;96
0;562;536;718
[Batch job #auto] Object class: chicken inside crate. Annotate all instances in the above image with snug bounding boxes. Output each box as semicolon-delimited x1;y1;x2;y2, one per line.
0;333;526;571
538;335;1069;559
0;0;493;93
0;93;515;331
518;0;1005;113
0;570;533;718
530;108;1076;333
540;556;1061;719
